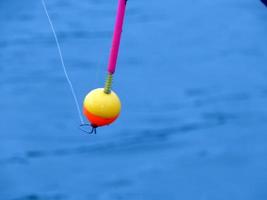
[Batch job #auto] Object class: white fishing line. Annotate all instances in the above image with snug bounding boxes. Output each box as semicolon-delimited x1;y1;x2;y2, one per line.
41;0;85;124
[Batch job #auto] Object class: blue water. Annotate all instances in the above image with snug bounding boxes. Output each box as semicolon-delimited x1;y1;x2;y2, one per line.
1;0;267;199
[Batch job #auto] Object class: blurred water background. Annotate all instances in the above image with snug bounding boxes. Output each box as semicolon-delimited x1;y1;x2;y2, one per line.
1;0;267;199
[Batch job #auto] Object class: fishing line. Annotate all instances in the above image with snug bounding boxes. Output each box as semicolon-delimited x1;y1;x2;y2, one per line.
41;0;85;124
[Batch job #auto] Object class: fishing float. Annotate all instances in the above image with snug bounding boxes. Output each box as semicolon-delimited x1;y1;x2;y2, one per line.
83;0;128;133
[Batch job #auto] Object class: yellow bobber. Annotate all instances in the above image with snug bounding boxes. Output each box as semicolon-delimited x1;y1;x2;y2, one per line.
83;88;121;127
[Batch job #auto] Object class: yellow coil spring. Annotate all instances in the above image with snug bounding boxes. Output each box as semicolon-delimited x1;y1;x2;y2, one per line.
104;73;113;94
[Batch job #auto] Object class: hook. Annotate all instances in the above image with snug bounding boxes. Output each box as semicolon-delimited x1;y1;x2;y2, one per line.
79;124;97;134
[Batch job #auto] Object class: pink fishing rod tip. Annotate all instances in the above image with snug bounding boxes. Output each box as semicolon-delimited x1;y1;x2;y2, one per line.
107;0;127;74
